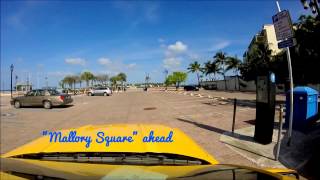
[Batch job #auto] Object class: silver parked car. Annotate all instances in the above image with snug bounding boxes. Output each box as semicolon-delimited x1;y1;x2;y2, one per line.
87;87;112;96
10;89;73;109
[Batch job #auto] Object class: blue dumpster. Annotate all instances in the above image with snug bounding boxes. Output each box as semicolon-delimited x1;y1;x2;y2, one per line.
284;86;319;131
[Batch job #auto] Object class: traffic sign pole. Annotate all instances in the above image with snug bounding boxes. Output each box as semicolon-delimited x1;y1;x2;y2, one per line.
276;1;294;146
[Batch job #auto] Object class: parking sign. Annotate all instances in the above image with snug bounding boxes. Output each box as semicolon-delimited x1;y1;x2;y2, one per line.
272;10;294;41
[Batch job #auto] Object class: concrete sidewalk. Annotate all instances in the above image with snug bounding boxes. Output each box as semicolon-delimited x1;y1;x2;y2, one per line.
220;124;318;179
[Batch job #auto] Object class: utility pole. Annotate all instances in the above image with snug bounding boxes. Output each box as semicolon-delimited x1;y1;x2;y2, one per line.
45;76;48;89
164;69;168;79
10;64;14;98
15;75;18;92
26;72;30;91
37;72;40;89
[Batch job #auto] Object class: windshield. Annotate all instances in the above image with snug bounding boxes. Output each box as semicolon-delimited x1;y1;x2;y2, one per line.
2;0;318;179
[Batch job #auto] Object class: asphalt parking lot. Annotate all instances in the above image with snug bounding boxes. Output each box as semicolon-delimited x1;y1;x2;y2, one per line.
0;89;258;167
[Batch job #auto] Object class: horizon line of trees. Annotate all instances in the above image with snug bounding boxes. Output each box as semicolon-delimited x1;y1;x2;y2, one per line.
60;71;127;91
187;51;241;91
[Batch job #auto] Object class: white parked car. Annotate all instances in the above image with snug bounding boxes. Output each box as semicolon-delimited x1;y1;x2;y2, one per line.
87;87;112;96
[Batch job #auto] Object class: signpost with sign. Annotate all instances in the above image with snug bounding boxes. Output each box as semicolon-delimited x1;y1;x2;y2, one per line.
272;10;294;41
273;1;295;146
278;38;297;49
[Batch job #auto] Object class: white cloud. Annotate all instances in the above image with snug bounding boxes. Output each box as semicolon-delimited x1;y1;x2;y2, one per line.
188;53;200;60
167;41;188;54
209;40;230;51
162;41;188;70
65;58;86;66
163;57;181;70
47;71;73;77
97;57;137;73
127;63;137;69
97;58;112;65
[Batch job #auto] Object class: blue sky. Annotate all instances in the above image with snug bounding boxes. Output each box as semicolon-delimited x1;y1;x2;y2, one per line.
1;0;308;89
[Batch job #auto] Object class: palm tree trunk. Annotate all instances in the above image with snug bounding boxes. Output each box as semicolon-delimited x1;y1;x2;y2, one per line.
223;73;227;91
234;70;237;91
237;75;240;91
73;80;76;95
196;72;200;87
235;69;240;91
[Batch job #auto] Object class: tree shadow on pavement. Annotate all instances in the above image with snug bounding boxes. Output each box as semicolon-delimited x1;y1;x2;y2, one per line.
177;117;280;161
202;99;256;108
223;141;276;161
203;98;286;109
176;117;253;142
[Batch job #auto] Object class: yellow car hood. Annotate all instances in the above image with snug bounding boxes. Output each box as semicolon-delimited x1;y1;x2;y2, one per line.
2;124;218;164
0;158;298;180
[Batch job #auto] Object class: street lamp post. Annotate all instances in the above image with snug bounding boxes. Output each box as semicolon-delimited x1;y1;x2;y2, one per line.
10;64;14;98
45;76;48;88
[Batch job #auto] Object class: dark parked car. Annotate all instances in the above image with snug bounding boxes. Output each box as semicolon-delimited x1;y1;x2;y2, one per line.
10;89;73;109
184;85;199;91
203;84;218;90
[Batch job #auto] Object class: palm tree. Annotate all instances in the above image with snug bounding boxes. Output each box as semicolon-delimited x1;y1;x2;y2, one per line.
226;55;242;90
145;74;150;88
214;51;228;90
71;75;77;90
76;73;82;88
117;73;127;90
59;80;65;89
62;75;74;89
240;40;273;84
91;75;98;87
80;71;94;88
68;75;80;94
204;61;220;81
187;61;202;87
96;74;109;86
110;76;120;91
163;69;168;89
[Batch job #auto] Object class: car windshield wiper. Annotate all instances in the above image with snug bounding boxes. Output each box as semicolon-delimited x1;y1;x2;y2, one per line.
13;152;205;165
